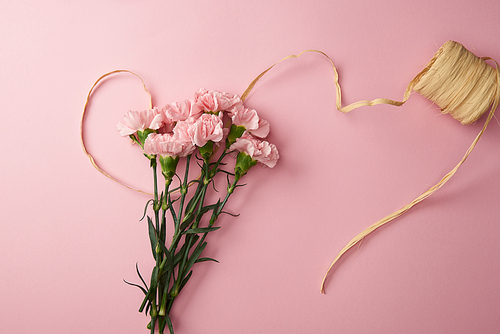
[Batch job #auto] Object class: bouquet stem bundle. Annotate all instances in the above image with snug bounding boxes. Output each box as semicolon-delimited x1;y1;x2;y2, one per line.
130;150;239;334
114;89;278;334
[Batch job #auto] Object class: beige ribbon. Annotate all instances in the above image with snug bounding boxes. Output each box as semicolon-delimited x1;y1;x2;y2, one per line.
242;49;414;112
81;70;153;195
240;46;499;293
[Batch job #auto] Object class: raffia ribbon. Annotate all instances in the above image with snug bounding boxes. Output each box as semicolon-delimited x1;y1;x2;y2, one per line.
81;70;153;195
241;41;500;293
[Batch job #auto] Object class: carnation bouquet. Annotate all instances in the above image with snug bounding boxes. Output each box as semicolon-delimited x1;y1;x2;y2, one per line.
115;88;278;334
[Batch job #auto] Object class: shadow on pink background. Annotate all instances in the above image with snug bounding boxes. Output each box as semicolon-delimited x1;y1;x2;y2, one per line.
1;1;500;333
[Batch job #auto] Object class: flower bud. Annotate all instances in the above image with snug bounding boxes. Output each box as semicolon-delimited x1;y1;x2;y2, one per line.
234;152;257;181
226;124;246;148
199;141;214;160
159;155;179;180
137;129;155;148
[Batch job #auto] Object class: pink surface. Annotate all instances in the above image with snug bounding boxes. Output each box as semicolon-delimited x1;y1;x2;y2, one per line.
2;1;500;333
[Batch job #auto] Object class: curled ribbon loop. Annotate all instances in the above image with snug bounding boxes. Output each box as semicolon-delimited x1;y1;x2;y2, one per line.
241;49;414;112
81;70;153;195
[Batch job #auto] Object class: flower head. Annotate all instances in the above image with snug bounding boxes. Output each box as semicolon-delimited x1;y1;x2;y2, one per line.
191;113;224;147
143;133;195;158
173;119;195;144
231;108;270;138
230;133;279;169
163;99;203;122
117;107;164;136
194;88;243;112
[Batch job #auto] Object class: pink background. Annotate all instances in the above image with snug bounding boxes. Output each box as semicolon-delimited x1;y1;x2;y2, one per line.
2;1;500;333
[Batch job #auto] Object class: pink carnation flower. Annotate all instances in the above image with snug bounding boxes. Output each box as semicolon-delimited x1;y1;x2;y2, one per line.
231;108;270;138
157;118;176;135
192;114;224;147
172;115;224;148
143;133;195;157
194;88;243;112
229;133;279;168
117;107;164;136
163;99;203;122
173;119;196;145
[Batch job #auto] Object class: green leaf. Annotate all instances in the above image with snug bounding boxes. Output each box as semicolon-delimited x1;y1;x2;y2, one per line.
167;185;181;194
123;279;148;295
180;203;219;231
158;317;166;334
150;266;159;289
157;241;174;276
159;220;166;246
165;313;174;334
201;202;219;213
167;194;177;224
179;270;193;291
179;213;195;231
129;134;140;145
184;242;207;274
183;184;202;215
139;287;153;312
136;263;148;290
195;257;219;264
173;235;199;264
147;217;158;261
140;199;154;221
161;234;200;275
220;211;240;218
149;314;157;334
209;200;222;223
183;227;221;234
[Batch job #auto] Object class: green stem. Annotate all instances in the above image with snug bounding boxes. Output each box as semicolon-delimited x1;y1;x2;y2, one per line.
218;179;238;216
175;155;191;231
151;157;163;332
150;298;158;334
158;271;171;316
172;159;211;298
198;178;238;250
193;186;208;228
158;179;171;317
168;156;192;255
167;155;193;299
152;159;160;232
145;149;238;333
160;179;170;251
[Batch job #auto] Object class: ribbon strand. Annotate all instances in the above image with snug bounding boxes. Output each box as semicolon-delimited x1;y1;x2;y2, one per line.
81;70;153;195
241;44;499;294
